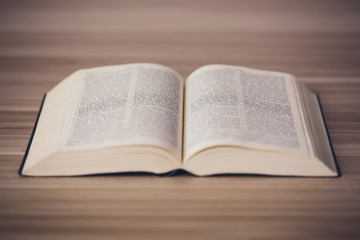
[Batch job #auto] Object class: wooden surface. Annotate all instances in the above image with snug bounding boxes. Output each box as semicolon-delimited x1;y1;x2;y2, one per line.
1;0;360;239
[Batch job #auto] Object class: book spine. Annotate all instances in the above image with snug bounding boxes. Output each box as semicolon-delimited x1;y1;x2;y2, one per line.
18;94;47;176
316;94;341;177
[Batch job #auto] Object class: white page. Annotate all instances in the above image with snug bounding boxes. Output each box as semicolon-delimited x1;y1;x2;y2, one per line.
184;65;310;161
63;64;184;158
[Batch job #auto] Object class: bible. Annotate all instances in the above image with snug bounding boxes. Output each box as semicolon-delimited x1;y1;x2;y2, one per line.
19;63;339;177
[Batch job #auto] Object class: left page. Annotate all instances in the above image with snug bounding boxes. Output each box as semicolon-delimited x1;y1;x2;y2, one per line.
22;63;184;176
66;64;183;156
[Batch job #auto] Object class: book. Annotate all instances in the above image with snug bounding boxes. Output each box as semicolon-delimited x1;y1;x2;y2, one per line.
19;63;339;177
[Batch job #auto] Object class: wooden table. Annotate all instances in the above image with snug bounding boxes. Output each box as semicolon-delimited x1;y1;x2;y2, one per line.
1;1;359;239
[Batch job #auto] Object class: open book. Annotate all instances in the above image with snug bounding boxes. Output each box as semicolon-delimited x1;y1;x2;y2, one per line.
19;64;339;177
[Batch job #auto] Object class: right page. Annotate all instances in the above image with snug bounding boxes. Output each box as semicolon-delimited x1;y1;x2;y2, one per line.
183;65;337;176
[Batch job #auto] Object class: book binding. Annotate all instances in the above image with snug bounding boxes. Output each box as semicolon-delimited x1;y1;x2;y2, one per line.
18;94;47;176
316;94;341;177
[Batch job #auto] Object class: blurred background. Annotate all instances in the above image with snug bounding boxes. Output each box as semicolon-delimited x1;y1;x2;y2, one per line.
1;0;359;80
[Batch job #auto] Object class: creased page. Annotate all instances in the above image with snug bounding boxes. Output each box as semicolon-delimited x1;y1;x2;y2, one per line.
64;64;184;159
184;65;311;161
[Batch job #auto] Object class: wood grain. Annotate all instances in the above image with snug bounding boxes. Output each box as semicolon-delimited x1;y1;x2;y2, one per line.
1;0;360;239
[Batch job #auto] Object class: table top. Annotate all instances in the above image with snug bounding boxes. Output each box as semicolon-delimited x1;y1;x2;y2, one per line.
1;1;360;239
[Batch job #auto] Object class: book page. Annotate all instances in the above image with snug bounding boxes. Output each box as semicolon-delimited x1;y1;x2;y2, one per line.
64;64;184;158
184;65;311;161
24;64;184;173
